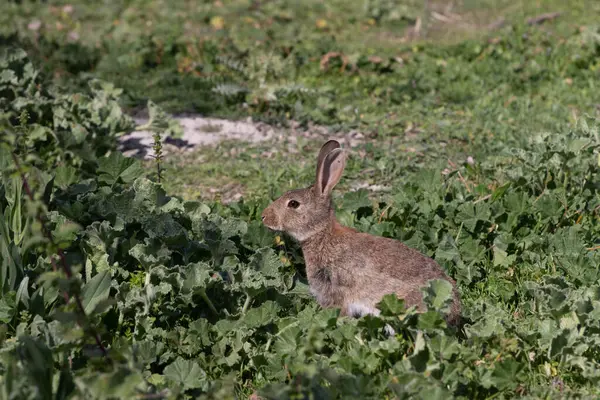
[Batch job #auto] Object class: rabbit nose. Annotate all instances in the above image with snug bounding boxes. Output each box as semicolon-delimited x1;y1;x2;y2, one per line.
261;215;266;221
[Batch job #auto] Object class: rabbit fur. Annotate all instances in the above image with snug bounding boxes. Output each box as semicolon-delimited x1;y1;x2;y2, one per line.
261;140;461;326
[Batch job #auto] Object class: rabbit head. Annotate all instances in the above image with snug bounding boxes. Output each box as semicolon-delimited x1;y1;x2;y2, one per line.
261;140;346;242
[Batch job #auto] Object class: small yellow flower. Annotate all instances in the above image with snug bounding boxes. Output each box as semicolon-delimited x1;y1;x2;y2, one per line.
210;16;224;30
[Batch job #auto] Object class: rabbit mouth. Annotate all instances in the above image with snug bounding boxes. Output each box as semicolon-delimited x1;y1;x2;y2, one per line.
261;216;281;231
262;222;282;232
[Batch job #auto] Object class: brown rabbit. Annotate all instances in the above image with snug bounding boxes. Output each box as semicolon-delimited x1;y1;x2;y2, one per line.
261;140;461;326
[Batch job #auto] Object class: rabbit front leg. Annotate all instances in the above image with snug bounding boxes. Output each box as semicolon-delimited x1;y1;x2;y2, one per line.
307;267;344;309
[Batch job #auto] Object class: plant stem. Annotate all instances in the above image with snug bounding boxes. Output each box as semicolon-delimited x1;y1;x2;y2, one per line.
156;160;161;184
265;336;272;352
242;294;252;314
198;288;219;315
152;131;163;183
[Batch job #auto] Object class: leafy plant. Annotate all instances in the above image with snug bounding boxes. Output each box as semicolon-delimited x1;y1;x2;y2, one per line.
212;52;316;113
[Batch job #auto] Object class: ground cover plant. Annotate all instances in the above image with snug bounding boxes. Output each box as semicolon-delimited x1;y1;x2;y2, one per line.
2;1;600;399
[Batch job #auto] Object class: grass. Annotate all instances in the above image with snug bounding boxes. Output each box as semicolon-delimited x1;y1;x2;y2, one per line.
2;1;598;107
2;0;599;201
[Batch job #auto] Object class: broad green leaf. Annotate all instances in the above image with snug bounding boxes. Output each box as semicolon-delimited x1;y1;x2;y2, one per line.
129;241;172;268
51;217;81;249
0;291;16;323
408;331;430;372
18;336;54;399
242;301;280;328
76;367;144;399
341;189;372;212
184;201;211;222
434;235;460;262
142;213;187;244
97;152;144;185
486;359;522;390
81;271;112;314
456;202;489;232
163;357;207;390
422;279;453;311
54;165;80;189
377;294;405;316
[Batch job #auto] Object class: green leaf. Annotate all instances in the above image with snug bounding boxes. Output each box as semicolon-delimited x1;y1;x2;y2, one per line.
0;291;16;323
422;279;453;311
138;100;183;138
133;340;164;366
15;276;30;308
428;335;461;359
184;201;211;222
54;165;80;189
129;240;172;268
377;293;405;316
0;69;17;84
163;357;207;390
147;373;165;387
341;189;372;212
18;336;54;399
242;301;280;328
549;329;574;359
434;235;460;262
456;202;489;232
408;331;430;373
493;235;516;267
97;152;144;185
417;311;447;330
142;213;187;244
81;271;112;315
485;359;522;390
77;367;144;399
491;182;510;202
51;217;81;249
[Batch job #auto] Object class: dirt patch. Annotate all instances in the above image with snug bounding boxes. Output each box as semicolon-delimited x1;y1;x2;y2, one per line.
119;114;366;159
119;115;277;159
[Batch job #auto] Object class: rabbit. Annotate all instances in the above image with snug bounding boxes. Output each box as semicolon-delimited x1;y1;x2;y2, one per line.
261;140;461;327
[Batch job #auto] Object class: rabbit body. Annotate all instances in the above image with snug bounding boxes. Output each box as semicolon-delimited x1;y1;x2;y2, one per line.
303;220;460;321
262;140;461;325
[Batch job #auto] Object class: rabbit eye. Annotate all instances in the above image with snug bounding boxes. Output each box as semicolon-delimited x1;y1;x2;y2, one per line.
287;200;300;209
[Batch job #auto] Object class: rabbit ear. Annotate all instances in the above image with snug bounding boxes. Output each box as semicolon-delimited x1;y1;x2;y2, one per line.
315;148;346;196
316;140;341;172
316;140;341;190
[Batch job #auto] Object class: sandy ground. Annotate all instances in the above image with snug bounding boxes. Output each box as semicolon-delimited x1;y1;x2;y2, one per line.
118;114;366;159
119;115;277;159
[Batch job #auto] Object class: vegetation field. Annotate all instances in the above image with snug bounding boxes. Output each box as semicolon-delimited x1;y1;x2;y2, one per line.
1;0;600;399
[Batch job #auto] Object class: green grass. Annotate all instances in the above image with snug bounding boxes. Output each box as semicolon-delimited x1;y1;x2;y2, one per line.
2;0;599;117
0;0;583;201
154;14;600;202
